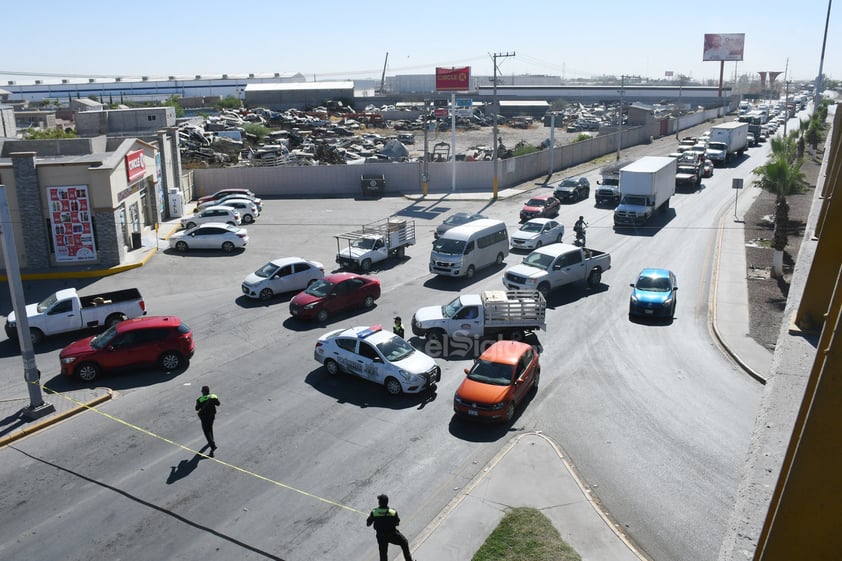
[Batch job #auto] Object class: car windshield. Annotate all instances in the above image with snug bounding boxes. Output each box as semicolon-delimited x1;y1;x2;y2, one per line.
351;238;377;250
432;238;466;255
519;222;543;233
254;262;280;278
558;179;578;187
522;252;554;270
37;293;58;312
708;142;727;149
526;198;546;207
621;195;649;206
306;279;334;297
443;214;469;225
376;335;415;362
442;296;464;318
636;276;672;292
90;325;118;350
467;359;514;386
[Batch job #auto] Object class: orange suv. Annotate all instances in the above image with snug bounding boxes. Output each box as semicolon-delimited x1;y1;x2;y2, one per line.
453;340;540;422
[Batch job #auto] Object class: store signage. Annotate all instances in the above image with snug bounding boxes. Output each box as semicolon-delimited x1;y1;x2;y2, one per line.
436;67;470;91
125;150;146;182
47;185;97;263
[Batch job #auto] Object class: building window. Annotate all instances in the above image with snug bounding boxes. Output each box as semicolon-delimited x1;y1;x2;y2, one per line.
147;115;156;121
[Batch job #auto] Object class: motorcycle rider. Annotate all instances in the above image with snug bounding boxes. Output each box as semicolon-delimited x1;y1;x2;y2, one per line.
573;216;587;246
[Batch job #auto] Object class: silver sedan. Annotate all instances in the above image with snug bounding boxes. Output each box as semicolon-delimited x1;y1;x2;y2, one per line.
510;218;565;250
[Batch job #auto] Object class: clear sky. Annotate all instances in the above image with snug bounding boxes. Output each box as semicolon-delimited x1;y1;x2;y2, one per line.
0;1;836;84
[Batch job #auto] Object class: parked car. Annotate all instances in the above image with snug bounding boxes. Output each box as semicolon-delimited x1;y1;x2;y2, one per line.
629;268;678;319
241;257;325;301
198;188;258;206
197;198;259;223
453;340;540;422
59;316;194;381
314;325;441;395
434;211;487;239
510;218;564;251
181;205;240;229
289;273;380;322
552;176;590;203
519;195;560;222
169;223;248;252
198;193;263;213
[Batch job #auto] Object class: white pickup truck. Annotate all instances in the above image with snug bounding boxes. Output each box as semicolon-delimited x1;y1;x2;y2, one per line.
411;290;546;342
4;288;146;345
335;216;416;272
502;243;611;298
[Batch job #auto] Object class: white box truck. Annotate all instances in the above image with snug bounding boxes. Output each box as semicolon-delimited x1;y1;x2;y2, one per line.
706;121;749;166
613;156;676;227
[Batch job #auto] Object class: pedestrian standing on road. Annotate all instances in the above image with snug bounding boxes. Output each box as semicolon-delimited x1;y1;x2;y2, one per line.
367;494;413;561
195;385;220;456
393;316;405;338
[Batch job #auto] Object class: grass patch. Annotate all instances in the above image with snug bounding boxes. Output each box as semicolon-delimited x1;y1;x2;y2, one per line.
471;507;581;561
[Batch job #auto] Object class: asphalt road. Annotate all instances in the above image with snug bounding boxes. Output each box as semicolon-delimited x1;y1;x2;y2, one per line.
0;122;769;561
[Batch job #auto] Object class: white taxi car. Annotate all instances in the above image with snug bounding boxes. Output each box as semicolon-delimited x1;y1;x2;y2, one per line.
314;325;441;395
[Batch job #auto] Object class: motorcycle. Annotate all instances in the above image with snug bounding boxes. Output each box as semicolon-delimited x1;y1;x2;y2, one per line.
573;223;587;247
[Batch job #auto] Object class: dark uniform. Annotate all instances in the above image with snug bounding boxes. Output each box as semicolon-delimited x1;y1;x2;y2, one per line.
366;494;413;561
195;386;220;455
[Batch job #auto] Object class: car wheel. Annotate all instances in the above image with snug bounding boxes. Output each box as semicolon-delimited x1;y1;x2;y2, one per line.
670;300;677;317
496;252;505;265
226;221;236;226
30;328;44;346
426;329;445;343
531;369;540;392
465;265;475;279
185;222;197;230
537;282;550;300
396;246;405;258
242;214;254;224
360;259;372;273
316;309;329;323
160;351;183;371
324;359;340;376
557;233;564;243
363;295;375;308
384;377;403;396
259;288;273;301
535;240;543;249
222;241;235;252
105;313;125;328
505;401;516;421
175;241;189;252
76;362;100;382
587;269;602;287
507;329;525;341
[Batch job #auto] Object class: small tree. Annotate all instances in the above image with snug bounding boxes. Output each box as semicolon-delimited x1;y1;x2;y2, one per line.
163;95;185;118
217;96;242;110
243;123;269;143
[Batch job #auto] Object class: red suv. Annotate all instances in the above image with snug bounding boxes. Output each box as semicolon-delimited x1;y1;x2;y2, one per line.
60;316;194;381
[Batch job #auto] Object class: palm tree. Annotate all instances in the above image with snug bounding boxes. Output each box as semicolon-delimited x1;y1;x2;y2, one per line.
752;143;807;278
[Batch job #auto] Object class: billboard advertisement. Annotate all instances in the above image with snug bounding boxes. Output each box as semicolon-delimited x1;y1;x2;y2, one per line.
47;185;97;263
703;33;745;62
436;67;471;91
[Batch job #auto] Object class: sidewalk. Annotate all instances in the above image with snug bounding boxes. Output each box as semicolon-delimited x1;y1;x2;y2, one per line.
0;185;773;561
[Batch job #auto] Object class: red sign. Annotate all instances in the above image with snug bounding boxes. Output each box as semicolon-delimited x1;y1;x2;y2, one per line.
436;67;471;91
125;150;146;182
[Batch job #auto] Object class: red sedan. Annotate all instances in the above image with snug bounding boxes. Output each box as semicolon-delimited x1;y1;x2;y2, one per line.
289;273;380;322
519;195;560;222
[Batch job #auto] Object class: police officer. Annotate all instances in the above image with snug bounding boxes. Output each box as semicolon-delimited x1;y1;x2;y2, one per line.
393;316;405;338
366;494;413;561
195;385;220;456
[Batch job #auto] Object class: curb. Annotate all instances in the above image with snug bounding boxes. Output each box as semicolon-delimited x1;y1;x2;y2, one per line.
0;388;114;448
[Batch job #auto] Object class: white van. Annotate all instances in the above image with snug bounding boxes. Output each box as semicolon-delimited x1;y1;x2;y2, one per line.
429;219;509;278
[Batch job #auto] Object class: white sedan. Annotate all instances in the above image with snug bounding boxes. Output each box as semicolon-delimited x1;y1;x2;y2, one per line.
510;218;564;250
169;223;248;252
314;325;441;395
241;257;325;300
197;198;260;223
181;205;240;229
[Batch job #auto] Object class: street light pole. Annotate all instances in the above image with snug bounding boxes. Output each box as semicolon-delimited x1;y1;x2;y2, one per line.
491;51;515;199
0;186;54;420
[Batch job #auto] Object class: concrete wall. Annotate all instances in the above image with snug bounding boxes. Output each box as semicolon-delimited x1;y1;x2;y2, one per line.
192;125;653;198
76;107;176;138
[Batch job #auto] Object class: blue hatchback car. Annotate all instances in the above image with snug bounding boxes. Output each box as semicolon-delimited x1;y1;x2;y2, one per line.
629;268;678;318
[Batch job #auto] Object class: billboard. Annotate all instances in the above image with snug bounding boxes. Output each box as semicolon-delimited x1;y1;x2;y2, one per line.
435;67;471;91
47;185;97;263
703;33;745;62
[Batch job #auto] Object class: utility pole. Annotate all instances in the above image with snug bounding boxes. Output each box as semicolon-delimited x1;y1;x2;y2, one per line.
616;74;640;161
0;186;54;420
813;0;832;111
783;59;790;137
675;75;683;141
491;51;515;199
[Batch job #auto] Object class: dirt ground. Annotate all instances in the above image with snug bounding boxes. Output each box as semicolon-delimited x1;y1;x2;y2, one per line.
742;143;821;351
